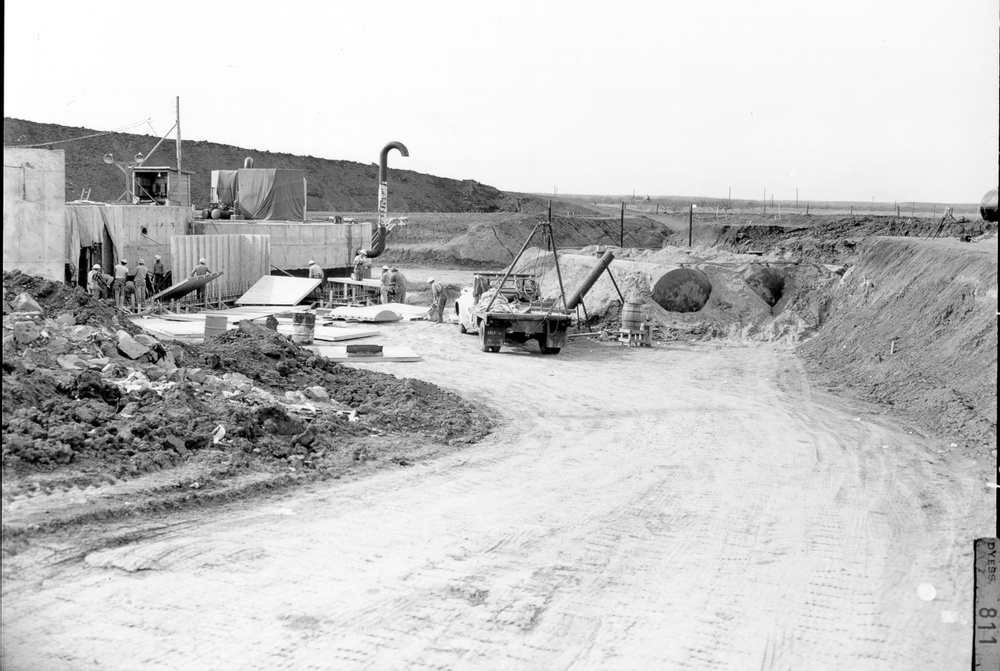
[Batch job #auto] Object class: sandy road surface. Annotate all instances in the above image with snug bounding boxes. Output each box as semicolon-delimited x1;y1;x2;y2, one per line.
2;326;993;670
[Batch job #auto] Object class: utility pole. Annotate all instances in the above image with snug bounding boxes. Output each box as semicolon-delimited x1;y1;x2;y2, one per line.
795;188;798;208
620;202;625;247
175;96;182;177
728;187;731;210
763;188;766;217
688;204;696;247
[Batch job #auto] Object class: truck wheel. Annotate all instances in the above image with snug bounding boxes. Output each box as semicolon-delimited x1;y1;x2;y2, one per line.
540;345;560;354
459;323;467;334
489;345;501;353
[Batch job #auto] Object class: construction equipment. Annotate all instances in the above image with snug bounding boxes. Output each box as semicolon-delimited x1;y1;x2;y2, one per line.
457;206;615;355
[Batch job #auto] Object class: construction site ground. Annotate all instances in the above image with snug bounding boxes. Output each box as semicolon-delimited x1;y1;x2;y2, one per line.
3;221;997;669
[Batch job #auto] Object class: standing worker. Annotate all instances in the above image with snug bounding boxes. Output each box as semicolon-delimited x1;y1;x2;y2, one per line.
380;265;392;304
390;267;407;304
308;259;325;305
87;264;104;299
112;259;129;307
152;255;165;293
191;257;211;305
133;259;149;307
428;277;447;323
351;249;370;281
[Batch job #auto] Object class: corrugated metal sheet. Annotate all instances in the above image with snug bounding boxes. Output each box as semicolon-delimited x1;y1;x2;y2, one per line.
170;234;269;301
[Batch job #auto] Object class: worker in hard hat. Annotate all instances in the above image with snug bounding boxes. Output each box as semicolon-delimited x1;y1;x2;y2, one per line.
308;259;325;305
133;259;149;307
113;259;129;307
87;263;105;298
390;267;407;304
191;257;211;304
152;254;165;293
380;265;392;304
351;249;370;281
428;277;446;323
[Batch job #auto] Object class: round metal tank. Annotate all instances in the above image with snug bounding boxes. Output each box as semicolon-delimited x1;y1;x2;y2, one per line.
650;268;712;313
980;188;998;223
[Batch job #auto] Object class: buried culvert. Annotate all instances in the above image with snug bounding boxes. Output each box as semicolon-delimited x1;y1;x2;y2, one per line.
745;266;786;310
650;268;713;313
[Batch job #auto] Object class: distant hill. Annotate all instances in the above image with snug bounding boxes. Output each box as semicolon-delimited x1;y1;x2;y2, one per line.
3;118;512;213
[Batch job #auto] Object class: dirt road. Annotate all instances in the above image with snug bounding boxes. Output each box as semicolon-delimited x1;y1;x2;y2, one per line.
2;327;992;670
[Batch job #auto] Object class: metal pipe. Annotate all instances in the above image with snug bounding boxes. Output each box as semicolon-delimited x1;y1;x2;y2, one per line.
244;157;254;168
566;250;615;310
365;141;409;259
134;122;177;168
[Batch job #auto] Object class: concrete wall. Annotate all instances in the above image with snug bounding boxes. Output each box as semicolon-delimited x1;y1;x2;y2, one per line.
3;148;67;280
196;220;371;270
66;204;192;279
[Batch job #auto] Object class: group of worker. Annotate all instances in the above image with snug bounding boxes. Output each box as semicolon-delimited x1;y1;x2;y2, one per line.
86;255;168;310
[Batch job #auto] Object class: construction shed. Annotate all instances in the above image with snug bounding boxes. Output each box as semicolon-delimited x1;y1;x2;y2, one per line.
132;166;193;208
3;147;67;281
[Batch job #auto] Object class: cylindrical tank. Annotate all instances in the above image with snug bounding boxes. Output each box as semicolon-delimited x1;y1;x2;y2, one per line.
211;208;222;220
621;301;644;330
980;188;999;223
650;268;712;313
292;312;316;345
204;315;228;340
201;208;211;219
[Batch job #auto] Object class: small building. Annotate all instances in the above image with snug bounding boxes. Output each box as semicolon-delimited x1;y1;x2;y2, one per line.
132;166;193;208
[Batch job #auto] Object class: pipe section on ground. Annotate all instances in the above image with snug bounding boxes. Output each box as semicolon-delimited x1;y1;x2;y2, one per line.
981;188;998;223
745;267;786;308
566;250;615;310
650;268;712;312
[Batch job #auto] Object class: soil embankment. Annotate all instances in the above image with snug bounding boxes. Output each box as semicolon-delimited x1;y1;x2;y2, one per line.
798;236;997;453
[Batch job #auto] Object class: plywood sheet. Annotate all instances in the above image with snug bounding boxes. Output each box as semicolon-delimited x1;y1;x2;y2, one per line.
132;317;236;340
307;346;421;362
150;272;223;302
236;277;320;306
276;325;377;342
162;305;310;322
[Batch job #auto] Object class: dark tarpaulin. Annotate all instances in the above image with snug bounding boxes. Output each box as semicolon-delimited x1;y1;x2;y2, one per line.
237;169;305;221
213;170;238;207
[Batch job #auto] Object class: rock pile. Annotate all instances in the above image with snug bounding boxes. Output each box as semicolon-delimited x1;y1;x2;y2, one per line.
3;271;492;477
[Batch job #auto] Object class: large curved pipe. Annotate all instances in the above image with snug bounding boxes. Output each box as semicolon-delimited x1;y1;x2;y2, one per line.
378;141;409;184
244;157;254;168
566;250;615;310
364;141;409;258
981;188;998;223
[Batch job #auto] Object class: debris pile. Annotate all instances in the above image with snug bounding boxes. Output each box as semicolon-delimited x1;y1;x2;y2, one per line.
3;271;492;478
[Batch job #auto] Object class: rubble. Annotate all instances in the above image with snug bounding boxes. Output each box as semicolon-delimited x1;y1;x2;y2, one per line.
2;271;493;478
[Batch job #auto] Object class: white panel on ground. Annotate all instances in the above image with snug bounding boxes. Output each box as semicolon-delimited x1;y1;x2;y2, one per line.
236;277;321;306
307;346;420;362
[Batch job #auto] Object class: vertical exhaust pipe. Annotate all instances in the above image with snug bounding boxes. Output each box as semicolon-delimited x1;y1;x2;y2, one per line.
365;141;409;258
244;157;254;168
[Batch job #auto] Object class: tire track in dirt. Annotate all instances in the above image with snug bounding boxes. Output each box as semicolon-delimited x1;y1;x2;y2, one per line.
1;337;992;670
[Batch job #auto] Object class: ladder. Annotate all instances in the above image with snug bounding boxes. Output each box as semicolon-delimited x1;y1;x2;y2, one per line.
80;188;91;200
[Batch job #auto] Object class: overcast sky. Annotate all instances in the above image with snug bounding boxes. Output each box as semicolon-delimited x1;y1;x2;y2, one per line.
4;1;998;203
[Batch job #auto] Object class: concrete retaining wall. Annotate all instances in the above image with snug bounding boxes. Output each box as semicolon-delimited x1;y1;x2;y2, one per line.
3;148;67;280
197;221;371;270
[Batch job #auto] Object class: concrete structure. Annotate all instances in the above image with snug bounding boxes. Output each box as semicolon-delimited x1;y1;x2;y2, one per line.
3;148;67;281
195;220;371;272
65;204;192;286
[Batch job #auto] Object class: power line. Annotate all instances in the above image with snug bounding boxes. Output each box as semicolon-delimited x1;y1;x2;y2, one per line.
11;118;153;148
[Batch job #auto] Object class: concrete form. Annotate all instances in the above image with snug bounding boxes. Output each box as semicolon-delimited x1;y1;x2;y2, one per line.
195;220;371;271
3;148;67;281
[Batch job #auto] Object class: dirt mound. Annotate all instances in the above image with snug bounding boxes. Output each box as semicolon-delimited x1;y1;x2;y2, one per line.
713;215;996;263
518;246;843;342
2;273;492;481
798;237;997;453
